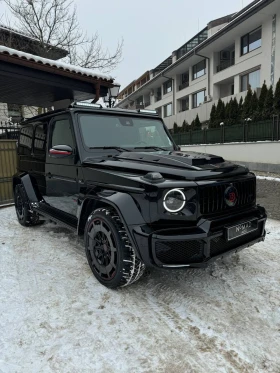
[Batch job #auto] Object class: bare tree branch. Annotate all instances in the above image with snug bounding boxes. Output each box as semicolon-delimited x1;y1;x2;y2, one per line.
2;0;123;72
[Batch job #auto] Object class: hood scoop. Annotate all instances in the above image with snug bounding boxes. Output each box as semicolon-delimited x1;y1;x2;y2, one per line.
115;151;227;168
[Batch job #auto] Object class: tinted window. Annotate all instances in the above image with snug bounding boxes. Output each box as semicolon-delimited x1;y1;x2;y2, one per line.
19;125;33;155
34;123;47;156
79;114;173;150
51;118;74;148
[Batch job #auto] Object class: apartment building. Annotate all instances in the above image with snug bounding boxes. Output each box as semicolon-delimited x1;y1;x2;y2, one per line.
116;0;280;129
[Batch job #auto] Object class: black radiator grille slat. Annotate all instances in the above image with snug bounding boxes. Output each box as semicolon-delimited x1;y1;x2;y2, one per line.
199;178;256;216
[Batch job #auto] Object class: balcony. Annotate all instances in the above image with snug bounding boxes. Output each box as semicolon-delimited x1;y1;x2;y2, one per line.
179;81;189;91
144;101;151;108
216;59;235;73
135;104;144;109
155;95;162;102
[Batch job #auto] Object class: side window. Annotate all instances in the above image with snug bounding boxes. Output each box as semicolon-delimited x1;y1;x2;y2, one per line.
51;118;74;148
34;123;47;156
18;125;33;156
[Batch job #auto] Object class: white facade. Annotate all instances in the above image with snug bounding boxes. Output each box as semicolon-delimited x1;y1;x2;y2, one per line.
116;0;280;129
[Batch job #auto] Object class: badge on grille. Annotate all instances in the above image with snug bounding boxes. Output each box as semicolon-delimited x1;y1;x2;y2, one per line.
225;185;238;207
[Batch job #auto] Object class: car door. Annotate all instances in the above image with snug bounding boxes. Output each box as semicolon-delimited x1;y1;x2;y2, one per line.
45;114;79;217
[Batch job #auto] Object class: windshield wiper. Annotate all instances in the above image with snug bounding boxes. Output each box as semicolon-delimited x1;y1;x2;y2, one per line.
133;146;168;151
89;146;131;152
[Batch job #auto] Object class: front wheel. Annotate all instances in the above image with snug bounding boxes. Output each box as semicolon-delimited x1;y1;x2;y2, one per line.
84;208;145;289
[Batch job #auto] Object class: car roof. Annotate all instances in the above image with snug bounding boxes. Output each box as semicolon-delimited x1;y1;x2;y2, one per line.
21;104;159;126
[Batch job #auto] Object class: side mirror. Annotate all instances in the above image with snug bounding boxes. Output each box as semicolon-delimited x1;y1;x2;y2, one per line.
49;144;73;157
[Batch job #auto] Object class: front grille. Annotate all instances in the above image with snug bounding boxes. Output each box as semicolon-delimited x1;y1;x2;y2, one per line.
155;240;203;265
210;224;263;257
199;178;256;216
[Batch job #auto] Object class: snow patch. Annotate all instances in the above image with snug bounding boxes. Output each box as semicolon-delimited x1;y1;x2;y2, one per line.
0;45;120;84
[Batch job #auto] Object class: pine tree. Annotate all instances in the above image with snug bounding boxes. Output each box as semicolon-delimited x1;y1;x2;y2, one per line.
242;86;253;119
258;81;268;119
209;103;217;128
216;99;225;125
182;119;189;132
274;78;280;117
224;102;230;126
192;114;201;131
173;122;178;134
263;85;274;120
250;91;259;121
231;97;239;125
238;97;243;123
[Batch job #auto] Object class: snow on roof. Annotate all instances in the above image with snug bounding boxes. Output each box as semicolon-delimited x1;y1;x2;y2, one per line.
0;45;119;84
0;23;40;42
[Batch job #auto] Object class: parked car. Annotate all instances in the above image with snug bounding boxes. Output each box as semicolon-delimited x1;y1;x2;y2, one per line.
13;103;267;288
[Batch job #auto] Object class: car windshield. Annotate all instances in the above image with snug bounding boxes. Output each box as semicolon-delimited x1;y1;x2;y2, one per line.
78;113;174;151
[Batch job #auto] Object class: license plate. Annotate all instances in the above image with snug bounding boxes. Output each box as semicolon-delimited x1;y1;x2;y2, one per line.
226;219;258;241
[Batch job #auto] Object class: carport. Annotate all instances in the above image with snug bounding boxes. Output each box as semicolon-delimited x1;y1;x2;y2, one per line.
0;45;117;107
0;45;119;205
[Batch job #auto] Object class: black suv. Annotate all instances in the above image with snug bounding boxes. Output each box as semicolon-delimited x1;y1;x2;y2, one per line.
13;103;267;288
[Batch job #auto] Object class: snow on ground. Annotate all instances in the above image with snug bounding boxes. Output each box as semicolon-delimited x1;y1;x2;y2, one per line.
0;207;280;373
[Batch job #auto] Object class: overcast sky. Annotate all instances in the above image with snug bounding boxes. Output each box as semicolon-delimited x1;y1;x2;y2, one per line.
1;0;252;89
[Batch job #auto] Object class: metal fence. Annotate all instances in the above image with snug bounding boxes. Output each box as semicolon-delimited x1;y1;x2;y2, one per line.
0;124;20;206
172;117;280;145
0;140;17;206
0;123;21;141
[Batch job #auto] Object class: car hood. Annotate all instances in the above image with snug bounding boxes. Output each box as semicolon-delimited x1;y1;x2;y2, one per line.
82;150;249;181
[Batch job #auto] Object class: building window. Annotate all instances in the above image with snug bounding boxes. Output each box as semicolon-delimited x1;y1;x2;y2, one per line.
193;60;206;80
241;69;260;91
156;87;162;102
163;80;172;94
179;72;189;90
164;103;172;117
180;97;189;112
192;90;206;108
241;27;262;55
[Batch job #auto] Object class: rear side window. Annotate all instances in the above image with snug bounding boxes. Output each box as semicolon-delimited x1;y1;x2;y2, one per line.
18;125;33;155
34;123;47;157
51;118;74;148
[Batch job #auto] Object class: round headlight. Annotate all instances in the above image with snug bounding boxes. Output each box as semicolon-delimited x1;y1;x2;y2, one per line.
163;189;186;213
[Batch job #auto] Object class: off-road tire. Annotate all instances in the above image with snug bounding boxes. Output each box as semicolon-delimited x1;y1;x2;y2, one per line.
14;184;42;227
84;208;145;289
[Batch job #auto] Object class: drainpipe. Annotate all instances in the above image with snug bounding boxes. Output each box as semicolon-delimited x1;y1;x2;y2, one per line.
161;73;175;115
194;50;210;97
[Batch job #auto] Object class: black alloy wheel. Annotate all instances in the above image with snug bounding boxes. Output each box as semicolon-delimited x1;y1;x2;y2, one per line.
88;217;117;281
85;208;145;289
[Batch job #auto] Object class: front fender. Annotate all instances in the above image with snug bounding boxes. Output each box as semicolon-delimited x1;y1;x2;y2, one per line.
78;191;147;259
13;173;40;202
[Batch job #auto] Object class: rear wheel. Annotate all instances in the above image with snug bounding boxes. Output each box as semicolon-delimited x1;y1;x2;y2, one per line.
14;184;42;226
84;208;145;289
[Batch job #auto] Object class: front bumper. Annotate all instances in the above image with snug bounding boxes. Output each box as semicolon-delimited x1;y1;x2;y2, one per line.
133;206;267;268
